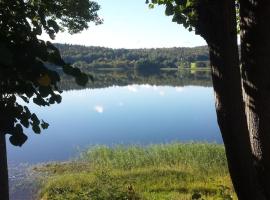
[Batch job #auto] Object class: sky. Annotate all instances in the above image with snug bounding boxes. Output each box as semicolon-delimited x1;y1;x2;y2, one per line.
41;0;206;49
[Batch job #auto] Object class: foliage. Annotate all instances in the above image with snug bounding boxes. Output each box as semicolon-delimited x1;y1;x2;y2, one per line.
56;44;209;70
35;143;236;200
146;0;199;32
0;0;101;146
146;0;240;39
49;44;210;90
79;143;227;172
40;171;141;200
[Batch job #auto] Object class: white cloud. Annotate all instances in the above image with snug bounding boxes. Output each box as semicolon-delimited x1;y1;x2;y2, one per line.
175;87;184;92
141;84;151;89
94;105;104;113
152;85;158;91
159;91;165;96
127;85;138;92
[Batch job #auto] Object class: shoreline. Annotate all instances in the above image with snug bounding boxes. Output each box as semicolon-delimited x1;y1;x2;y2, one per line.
27;142;235;200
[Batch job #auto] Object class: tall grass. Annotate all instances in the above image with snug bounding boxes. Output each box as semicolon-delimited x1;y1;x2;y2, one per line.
37;143;235;200
80;143;227;174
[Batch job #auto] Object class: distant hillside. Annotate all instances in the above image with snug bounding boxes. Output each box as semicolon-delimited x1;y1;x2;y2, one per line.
55;44;209;70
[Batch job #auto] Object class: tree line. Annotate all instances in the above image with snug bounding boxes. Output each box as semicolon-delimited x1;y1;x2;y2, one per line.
55;43;209;70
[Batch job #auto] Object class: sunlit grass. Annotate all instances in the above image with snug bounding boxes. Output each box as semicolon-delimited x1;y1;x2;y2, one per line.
36;143;236;200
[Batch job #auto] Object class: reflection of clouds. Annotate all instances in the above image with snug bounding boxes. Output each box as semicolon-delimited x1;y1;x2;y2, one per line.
152;85;158;91
127;85;138;92
175;87;184;92
141;84;151;89
159;91;165;96
94;105;104;113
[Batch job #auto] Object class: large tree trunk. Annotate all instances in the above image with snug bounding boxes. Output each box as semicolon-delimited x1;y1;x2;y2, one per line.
240;0;270;198
197;0;262;199
0;133;9;200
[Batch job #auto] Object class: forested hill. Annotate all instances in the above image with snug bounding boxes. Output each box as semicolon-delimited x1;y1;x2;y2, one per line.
55;44;209;69
51;44;211;90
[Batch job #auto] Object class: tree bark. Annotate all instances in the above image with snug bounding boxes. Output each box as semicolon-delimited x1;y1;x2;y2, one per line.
0;133;9;200
197;0;262;199
240;0;270;198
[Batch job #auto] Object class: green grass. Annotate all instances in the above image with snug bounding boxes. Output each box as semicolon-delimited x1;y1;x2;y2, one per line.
35;143;236;200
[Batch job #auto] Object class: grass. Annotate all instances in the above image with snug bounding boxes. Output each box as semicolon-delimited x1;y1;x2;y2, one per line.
35;143;236;200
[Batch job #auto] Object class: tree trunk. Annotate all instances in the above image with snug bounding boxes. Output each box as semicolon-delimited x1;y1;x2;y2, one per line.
240;0;270;198
0;133;9;200
197;0;263;199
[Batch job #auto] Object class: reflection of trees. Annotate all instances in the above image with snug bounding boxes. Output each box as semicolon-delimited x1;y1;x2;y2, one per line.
58;69;212;90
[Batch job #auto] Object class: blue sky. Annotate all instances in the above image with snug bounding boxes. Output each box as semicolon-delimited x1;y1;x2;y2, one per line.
41;0;206;48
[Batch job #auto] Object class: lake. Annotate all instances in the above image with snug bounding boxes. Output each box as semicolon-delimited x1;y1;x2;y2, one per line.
7;70;221;165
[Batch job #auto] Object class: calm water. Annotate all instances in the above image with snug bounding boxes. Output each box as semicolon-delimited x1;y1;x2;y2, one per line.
7;84;221;164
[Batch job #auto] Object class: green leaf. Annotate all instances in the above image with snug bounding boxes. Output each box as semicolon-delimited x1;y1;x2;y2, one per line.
20;95;29;103
165;3;174;16
20;116;30;128
47;19;60;33
9;124;28;146
9;133;28;147
41;120;49;129
31;113;40;125
54;95;62;104
75;73;89;86
39;86;51;97
24;106;32;118
63;64;74;75
72;67;82;77
32;124;41;134
148;3;155;9
175;0;186;6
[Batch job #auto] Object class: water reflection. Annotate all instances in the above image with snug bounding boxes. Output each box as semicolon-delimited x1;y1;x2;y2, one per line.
59;69;212;90
8;78;220;164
